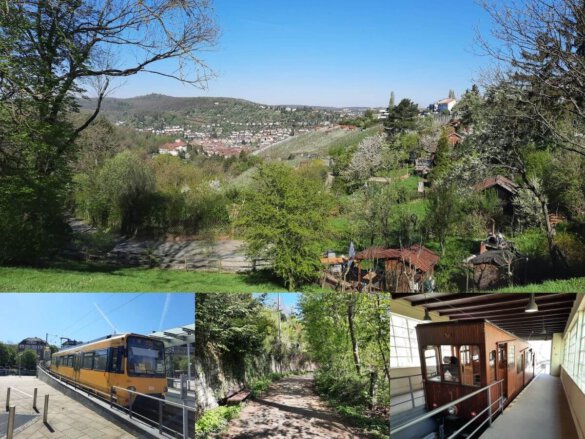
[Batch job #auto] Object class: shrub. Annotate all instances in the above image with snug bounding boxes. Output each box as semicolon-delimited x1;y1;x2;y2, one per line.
195;405;241;437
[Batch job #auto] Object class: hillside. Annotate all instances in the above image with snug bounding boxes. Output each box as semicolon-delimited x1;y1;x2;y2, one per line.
78;94;343;134
258;125;383;160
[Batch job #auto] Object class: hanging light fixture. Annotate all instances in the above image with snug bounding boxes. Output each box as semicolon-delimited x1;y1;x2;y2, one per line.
423;307;432;321
525;293;539;313
540;317;547;336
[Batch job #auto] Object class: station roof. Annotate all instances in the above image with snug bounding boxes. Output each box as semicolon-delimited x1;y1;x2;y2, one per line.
392;293;576;339
148;324;194;348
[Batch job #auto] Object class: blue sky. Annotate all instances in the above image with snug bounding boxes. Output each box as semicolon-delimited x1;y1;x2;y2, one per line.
109;0;495;107
0;293;194;346
259;293;301;316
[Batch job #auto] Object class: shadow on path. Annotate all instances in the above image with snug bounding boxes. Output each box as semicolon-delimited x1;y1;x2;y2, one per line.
222;374;366;439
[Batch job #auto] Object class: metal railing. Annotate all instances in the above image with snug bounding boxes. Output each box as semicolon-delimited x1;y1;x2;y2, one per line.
390;373;425;411
390;379;504;439
39;365;194;438
111;385;195;439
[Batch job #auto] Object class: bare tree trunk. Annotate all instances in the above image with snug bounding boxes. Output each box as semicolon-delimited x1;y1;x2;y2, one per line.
347;294;361;375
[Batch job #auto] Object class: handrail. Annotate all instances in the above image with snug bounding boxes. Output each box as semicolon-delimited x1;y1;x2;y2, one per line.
389;373;425;410
111;386;195;413
389;372;423;380
390;379;504;436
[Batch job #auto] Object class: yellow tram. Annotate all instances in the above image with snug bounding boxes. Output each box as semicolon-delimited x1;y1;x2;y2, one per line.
51;333;167;406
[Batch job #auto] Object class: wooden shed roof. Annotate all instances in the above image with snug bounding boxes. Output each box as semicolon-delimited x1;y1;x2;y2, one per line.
355;244;440;273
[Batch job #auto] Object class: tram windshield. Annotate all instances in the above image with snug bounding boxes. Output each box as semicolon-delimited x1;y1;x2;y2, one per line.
127;336;166;377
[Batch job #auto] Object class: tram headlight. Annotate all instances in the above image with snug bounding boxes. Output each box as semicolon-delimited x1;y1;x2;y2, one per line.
447;405;458;416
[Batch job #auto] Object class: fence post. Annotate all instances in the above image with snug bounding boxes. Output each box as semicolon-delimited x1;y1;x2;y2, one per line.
6;405;15;439
5;387;10;412
158;400;163;435
33;388;38;411
408;376;415;408
43;394;49;423
183;405;189;439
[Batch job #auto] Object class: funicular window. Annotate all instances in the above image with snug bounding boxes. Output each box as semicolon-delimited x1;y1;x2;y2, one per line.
424;346;440;381
525;350;533;374
82;352;94;369
93;349;108;371
489;350;496;382
67;355;74;367
440;345;460;383
460;345;481;387
508;345;515;369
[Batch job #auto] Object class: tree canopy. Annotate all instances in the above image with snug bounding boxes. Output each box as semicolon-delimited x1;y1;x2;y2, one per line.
237;163;332;290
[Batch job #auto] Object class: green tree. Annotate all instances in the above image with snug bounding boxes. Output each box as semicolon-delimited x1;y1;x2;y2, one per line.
388;91;395;110
480;0;585;157
87;151;159;236
384;98;419;138
0;0;217;262
0;342;10;367
20;350;37;370
425;182;463;255
429;129;450;183
452;86;483;127
237;163;332;290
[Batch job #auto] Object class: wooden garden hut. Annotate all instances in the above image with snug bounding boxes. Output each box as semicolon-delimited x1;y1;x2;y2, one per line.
354;244;440;293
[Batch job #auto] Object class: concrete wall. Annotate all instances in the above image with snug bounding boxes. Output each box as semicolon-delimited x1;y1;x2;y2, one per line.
561;368;585;439
551;333;564;377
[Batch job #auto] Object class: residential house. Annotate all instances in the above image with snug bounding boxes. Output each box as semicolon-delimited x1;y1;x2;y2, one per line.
159;139;188;156
437;98;457;113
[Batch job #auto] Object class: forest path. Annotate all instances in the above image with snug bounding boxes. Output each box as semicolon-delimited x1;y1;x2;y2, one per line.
222;374;367;439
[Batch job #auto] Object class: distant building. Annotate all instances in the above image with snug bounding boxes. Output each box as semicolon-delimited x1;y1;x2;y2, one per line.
18;337;48;361
159;139;188;156
437;98;457;113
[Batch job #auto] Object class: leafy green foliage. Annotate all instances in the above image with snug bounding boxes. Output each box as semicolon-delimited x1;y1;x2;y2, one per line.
195;405;241;437
20;350;37;369
237;163;333;290
384;98;419;137
301;293;389;436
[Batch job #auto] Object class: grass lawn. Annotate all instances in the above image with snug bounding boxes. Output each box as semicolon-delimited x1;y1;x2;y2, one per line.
0;265;298;292
495;277;585;293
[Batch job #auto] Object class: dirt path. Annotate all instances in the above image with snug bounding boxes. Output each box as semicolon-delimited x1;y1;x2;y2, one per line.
222;374;367;439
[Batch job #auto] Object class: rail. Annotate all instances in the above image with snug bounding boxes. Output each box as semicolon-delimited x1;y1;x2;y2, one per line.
390;379;504;438
389;373;425;411
111;385;194;439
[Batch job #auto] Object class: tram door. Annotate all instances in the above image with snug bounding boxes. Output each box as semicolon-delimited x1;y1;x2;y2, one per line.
73;352;82;384
497;343;508;400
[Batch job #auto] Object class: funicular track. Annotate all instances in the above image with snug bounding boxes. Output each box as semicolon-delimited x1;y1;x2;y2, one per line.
38;365;194;438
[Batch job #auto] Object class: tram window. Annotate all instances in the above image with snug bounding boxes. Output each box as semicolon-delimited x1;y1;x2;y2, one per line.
109;347;124;374
94;349;108;371
489;350;496;382
424;346;440;381
82;352;94;369
460;345;480;387
440;345;460;383
67;355;74;367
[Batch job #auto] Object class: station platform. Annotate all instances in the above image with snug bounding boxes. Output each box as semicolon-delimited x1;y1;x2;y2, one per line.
0;375;136;438
481;374;578;439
